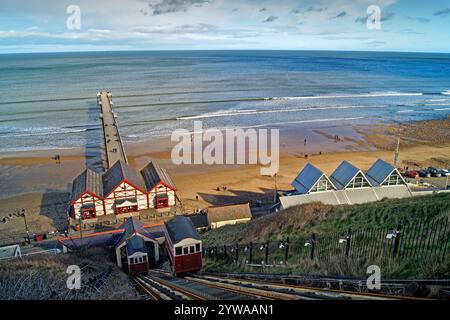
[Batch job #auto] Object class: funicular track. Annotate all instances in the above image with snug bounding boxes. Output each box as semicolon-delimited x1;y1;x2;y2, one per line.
194;272;437;300
133;270;278;300
131;270;428;300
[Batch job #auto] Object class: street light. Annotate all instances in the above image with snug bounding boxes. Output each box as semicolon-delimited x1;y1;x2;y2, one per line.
305;234;316;259
339;235;348;244
339;229;352;257
387;222;403;257
20;209;30;244
278;238;290;264
304;238;315;247
386;228;399;239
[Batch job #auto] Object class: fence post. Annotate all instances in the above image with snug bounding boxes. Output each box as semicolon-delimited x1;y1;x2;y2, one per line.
235;244;239;263
249;242;253;264
214;246;217;259
265;240;269;265
310;233;316;260
345;228;352;257
284;237;290;264
223;245;227;259
393;221;402;257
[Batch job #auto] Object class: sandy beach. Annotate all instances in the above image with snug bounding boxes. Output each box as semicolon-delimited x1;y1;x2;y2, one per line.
0;118;449;237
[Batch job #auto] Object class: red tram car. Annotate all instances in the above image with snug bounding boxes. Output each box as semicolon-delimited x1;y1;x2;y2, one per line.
164;216;202;276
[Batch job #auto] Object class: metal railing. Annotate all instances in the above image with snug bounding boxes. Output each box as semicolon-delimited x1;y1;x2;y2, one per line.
203;216;450;268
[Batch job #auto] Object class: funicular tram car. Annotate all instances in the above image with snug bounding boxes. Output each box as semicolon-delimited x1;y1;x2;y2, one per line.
164;216;202;276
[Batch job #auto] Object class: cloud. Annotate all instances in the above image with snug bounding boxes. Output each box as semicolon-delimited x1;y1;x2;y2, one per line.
355;12;395;23
405;16;430;23
434;8;450;16
291;6;327;17
332;11;347;19
396;29;423;35
365;40;386;46
263;16;278;23
304;7;327;13
259;8;267;13
232;8;238;12
133;23;217;34
149;0;211;16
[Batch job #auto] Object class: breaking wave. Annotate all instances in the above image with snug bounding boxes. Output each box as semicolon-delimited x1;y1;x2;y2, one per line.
176;105;373;120
267;92;423;101
0;126;88;138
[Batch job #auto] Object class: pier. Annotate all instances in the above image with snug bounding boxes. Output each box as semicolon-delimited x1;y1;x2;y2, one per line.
97;91;127;170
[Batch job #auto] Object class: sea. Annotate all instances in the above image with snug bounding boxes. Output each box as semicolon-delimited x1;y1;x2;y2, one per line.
0;50;449;154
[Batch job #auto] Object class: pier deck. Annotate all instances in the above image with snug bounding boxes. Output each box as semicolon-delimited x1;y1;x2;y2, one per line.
97;91;127;170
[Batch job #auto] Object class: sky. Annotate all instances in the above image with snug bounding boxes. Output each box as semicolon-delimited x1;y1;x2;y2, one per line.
0;0;449;53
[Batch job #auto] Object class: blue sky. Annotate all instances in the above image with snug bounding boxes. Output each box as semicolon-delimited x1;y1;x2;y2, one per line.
0;0;449;53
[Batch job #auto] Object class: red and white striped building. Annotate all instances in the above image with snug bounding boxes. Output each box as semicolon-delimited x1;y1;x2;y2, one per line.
70;160;177;221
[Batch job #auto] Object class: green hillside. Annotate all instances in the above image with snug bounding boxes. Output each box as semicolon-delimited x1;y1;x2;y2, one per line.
203;193;450;245
202;193;450;279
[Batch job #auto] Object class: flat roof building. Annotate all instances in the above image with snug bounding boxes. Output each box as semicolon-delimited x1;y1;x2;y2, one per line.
207;203;252;229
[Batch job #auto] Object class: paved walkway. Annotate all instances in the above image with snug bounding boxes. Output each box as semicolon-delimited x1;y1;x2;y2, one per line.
98;91;127;169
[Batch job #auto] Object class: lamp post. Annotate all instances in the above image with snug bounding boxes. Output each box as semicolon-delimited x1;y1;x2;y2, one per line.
339;229;352;257
259;241;269;265
21;209;30;244
78;215;84;255
273;173;278;204
386;221;402;257
279;237;290;264
305;234;316;260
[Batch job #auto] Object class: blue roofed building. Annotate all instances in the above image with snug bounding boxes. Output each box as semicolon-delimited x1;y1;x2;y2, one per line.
330;160;372;190
280;158;412;209
291;163;336;194
366;159;407;187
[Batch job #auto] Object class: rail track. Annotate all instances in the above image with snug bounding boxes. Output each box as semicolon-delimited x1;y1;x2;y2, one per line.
132;270;431;300
201;272;446;299
133;271;270;300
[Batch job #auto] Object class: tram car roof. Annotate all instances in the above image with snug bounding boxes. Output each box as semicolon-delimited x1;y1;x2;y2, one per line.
165;216;201;245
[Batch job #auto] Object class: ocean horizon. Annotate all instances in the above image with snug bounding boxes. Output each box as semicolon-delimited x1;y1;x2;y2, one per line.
0;50;449;154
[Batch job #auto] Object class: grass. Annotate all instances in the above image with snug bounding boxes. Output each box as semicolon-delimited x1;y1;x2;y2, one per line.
202;193;450;279
203;193;450;245
0;248;139;300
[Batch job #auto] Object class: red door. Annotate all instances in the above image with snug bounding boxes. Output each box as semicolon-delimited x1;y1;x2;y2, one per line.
81;208;96;220
156;198;169;209
115;205;138;215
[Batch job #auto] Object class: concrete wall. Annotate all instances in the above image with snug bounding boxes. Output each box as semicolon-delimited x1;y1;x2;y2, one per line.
210;218;251;229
